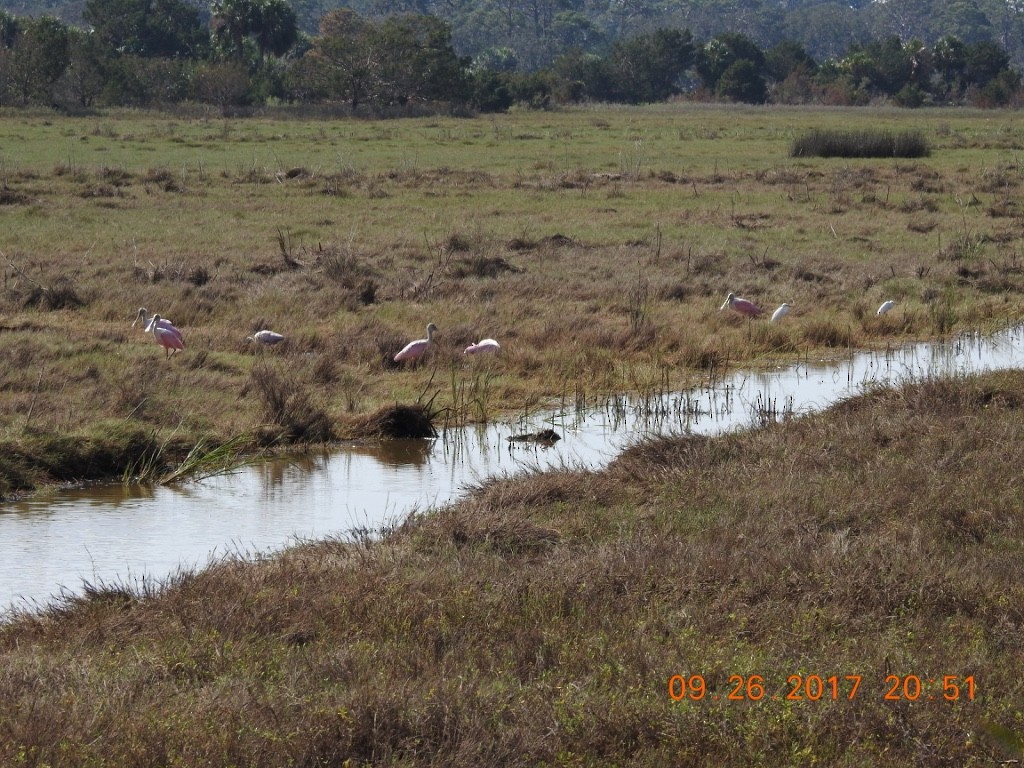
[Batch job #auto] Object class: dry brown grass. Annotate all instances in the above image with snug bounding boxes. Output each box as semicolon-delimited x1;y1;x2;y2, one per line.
345;402;438;438
1;370;1022;764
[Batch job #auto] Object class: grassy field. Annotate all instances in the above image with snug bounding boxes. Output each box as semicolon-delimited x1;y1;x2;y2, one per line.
2;102;1024;495
2;103;1024;764
0;370;1022;765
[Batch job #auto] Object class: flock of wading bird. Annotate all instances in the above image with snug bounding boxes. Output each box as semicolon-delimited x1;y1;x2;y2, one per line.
133;294;898;362
132;309;500;362
721;293;897;322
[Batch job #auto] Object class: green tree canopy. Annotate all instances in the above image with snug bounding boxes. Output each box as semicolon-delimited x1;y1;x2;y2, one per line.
716;57;767;103
6;16;70;105
83;0;206;57
608;28;694;103
696;32;765;92
298;9;466;109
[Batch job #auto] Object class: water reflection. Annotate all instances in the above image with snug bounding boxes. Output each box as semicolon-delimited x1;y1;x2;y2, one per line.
348;438;434;467
2;325;1023;614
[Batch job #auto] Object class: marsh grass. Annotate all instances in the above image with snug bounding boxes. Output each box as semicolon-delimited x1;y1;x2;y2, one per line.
2;105;1024;491
158;431;258;484
247;360;334;443
2;371;1022;764
791;128;930;158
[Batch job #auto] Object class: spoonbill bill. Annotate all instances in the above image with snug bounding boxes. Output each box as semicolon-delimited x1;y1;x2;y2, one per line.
247;330;286;345
394;323;437;363
877;300;896;316
133;307;179;337
464;338;500;355
149;314;185;358
721;292;763;318
770;303;792;323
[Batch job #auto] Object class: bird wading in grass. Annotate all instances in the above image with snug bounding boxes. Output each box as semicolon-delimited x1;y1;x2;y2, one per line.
877;300;896;316
721;292;763;318
149;314;185;358
770;303;792;322
394;323;438;363
464;338;500;355
133;307;178;336
248;330;286;346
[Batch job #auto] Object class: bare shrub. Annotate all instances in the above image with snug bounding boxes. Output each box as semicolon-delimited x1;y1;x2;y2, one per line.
187;266;211;286
22;276;86;310
248;362;334;443
318;247;378;292
346;403;436;438
144;167;182;192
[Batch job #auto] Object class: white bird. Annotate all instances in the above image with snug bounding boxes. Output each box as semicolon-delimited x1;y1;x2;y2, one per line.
133;307;177;334
247;330;286;345
877;300;896;316
394;323;438;363
464;338;501;355
770;303;792;323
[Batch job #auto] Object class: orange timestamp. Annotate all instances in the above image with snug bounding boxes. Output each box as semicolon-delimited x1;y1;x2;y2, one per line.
668;674;977;702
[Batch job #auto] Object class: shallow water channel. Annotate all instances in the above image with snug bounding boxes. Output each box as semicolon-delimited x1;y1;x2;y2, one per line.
3;325;1024;615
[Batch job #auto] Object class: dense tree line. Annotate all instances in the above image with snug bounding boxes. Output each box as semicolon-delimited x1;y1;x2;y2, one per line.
8;0;1024;72
0;0;1021;112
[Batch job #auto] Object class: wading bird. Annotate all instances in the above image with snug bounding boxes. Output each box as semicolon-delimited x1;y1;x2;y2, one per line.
133;307;178;336
770;303;792;323
247;330;286;346
394;323;437;363
149;314;185;358
877;300;896;316
721;292;763;318
464;338;501;355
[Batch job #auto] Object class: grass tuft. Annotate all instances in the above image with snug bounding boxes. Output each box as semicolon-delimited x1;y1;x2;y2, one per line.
345;403;437;438
248;361;335;443
791;128;930;158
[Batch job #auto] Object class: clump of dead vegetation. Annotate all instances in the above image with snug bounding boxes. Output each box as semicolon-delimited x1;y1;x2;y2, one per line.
246;361;334;443
343;403;437;438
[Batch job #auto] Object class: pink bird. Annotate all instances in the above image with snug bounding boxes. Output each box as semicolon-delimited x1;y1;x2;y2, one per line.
394;322;437;363
720;292;763;318
464;338;500;355
149;313;185;358
133;307;179;338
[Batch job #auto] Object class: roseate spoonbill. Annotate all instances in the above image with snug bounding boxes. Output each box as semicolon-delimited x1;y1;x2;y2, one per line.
877;300;896;316
394;323;437;363
464;338;500;355
247;330;286;345
770;303;792;323
133;307;178;337
720;292;763;318
150;314;185;358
